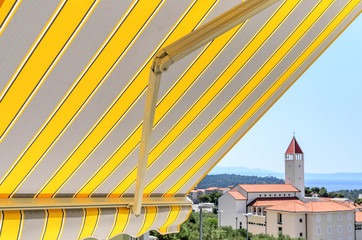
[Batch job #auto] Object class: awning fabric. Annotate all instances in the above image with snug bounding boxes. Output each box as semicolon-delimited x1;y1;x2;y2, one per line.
0;205;191;239
0;0;360;239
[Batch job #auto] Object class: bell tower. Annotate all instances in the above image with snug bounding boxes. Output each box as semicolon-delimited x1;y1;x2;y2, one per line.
285;136;304;198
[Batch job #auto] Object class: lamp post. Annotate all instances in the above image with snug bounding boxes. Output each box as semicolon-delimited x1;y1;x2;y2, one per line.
198;203;214;240
245;213;253;240
218;210;223;226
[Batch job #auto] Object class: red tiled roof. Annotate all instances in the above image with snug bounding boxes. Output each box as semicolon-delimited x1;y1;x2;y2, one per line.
356;211;362;223
228;190;247;200
218;188;230;190
285;137;303;154
248;197;302;207
333;200;362;210
266;201;354;213
266;201;306;212
238;184;300;193
205;187;219;191
305;201;354;212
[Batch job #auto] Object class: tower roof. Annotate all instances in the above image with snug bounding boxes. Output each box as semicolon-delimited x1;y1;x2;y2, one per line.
285;137;303;154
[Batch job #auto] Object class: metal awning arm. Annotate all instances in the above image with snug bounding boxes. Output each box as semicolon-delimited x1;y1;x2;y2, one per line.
133;0;278;216
133;54;164;216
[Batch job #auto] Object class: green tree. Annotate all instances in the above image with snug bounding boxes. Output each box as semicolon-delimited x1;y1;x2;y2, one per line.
209;191;222;205
151;211;304;240
305;187;311;196
310;187;320;193
319;187;328;197
198;194;212;203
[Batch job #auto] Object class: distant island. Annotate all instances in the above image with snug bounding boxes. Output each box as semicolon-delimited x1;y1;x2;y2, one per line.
197;174;284;189
209;166;362;191
197;173;362;200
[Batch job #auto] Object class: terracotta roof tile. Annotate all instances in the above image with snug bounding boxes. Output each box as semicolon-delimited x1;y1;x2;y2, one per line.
266;201;354;213
248;197;302;207
266;201;306;212
238;184;300;192
205;187;219;191
228;190;246;200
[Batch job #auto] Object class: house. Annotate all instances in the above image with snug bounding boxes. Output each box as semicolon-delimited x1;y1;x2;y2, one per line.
218;137;361;239
205;187;220;195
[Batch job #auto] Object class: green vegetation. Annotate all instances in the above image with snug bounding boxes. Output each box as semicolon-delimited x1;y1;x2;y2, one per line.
151;212;303;240
198;192;222;205
330;189;362;200
305;187;362;200
197;174;284;189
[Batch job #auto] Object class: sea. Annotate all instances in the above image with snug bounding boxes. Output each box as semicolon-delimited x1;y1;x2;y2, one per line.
305;178;362;191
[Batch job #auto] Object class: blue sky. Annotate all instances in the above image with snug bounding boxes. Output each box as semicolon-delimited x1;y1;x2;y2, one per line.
218;15;362;174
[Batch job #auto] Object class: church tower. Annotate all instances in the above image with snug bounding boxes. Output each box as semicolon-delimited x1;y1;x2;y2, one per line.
285;136;304;198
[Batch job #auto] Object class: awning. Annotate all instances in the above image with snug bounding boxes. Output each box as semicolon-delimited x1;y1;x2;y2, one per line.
0;205;191;239
0;0;360;238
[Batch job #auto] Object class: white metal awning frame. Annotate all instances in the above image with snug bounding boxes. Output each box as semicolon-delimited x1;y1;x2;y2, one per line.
133;0;279;216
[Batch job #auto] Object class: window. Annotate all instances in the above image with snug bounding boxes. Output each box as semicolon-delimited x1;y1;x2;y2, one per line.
279;194;281;196
299;233;303;237
348;224;353;232
316;214;321;222
288;194;290;196
284;194;286;196
348;237;353;240
299;218;302;223
278;227;282;232
316;227;321;235
347;212;353;220
356;224;362;230
338;225;342;233
239;222;242;229
278;213;282;224
327;226;332;234
274;194;276;196
338;213;342;221
327;214;332;222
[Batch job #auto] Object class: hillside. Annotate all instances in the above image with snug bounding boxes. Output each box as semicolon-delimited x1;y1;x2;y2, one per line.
196;174;284;189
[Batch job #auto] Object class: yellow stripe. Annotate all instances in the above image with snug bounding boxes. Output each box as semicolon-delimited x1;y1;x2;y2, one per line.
0;211;22;240
73;0;219;198
35;0;165;198
0;0;98;143
0;0;100;197
0;0;21;37
165;0;360;196
109;0;298;197
41;209;64;240
145;0;335;195
77;208;100;240
108;208;130;239
137;206;157;236
158;206;181;234
82;22;240;198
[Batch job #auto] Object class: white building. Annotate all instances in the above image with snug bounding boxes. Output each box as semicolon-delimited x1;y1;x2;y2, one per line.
357;212;362;240
218;137;362;239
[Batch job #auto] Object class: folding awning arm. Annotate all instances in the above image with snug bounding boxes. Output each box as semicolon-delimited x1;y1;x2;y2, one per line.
133;0;279;216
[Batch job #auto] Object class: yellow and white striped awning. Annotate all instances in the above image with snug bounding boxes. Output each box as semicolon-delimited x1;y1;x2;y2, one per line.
0;0;360;239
